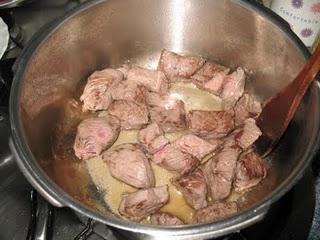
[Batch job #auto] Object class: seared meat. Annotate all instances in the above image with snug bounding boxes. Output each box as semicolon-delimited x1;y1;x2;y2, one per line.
234;151;267;192
111;81;147;104
202;148;240;201
108;100;149;130
174;168;207;210
102;143;155;188
158;49;205;81
80;68;124;111
194;202;238;224
138;123;169;154
234;93;262;126
146;92;179;109
149;96;187;132
127;67;169;93
187;110;234;139
174;134;221;160
224;118;261;150
73;116;120;160
221;67;246;110
150;212;184;225
153;144;199;175
118;186;169;222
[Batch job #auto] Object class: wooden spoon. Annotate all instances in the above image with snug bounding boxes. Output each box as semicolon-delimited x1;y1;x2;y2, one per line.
255;45;320;157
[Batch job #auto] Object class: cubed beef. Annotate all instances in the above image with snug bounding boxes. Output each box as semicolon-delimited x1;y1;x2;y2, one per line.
127;67;169;93
102;143;155;188
153;144;199;175
187;110;234;139
146;92;179;109
108;100;149;130
174;134;221;160
138;123;169;154
111;81;147;104
80;68;124;111
149;96;187;132
118;186;169;222
194;202;238;224
73;116;120;160
224;118;262;150
158;50;205;81
234;93;262;126
173;168;207;210
202;148;240;201
150;212;184;225
221;67;246;110
234;151;267;192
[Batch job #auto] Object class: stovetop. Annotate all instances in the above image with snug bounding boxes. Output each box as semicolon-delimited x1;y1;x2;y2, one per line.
0;0;319;239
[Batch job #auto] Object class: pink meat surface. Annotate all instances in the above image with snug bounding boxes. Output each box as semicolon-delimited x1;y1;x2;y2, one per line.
102;143;155;188
118;186;169;222
127;67;169;93
80;68;124;111
234;93;262;126
111;81;147;104
150;212;184;225
158;49;205;81
73;116;120;160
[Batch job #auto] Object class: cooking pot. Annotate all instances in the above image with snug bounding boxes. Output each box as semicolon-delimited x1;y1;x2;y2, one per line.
9;0;320;239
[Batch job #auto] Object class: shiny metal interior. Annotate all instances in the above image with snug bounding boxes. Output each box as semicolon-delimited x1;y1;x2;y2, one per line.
10;0;320;239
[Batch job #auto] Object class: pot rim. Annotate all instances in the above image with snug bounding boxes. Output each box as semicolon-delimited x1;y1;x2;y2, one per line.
9;0;320;238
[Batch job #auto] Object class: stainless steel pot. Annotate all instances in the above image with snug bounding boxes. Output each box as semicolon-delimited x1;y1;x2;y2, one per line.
9;0;320;239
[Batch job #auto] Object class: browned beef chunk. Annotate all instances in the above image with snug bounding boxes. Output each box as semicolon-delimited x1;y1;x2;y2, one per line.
73;116;120;160
234;151;267;192
187;110;234;139
153;144;199;175
234;93;262;126
150;212;184;225
138;123;169;154
174;134;221;160
108;100;149;130
118;186;169;222
174;168;207;210
158;50;205;82
194;202;238;224
80;68;124;111
224;118;262;150
127;67;169;93
202;148;240;201
111;81;147;104
221;67;246;110
148;93;187;132
102;143;155;188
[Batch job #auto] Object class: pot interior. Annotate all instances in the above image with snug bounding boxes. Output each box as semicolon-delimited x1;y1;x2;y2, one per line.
13;0;319;231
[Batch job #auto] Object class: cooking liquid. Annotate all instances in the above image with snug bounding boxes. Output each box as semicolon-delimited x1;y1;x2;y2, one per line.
85;82;233;224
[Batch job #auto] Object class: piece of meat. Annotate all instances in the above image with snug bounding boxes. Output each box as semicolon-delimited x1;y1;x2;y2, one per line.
234;151;267;192
224;118;262;150
117;64;131;78
194;202;238;224
158;49;205;81
118;186;169;222
234;93;262;126
153;144;199;175
80;68;124;111
111;81;147;104
221;67;246;110
73;116;120;160
102;143;155;188
173;168;207;210
149;99;187;133
138;123;169;154
192;61;229;83
127;67;169;93
146;92;180;109
108;100;149;130
187;110;234;139
150;212;184;225
174;134;221;160
202;147;240;201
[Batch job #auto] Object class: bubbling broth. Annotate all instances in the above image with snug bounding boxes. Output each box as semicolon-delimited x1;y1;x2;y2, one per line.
85;83;226;224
